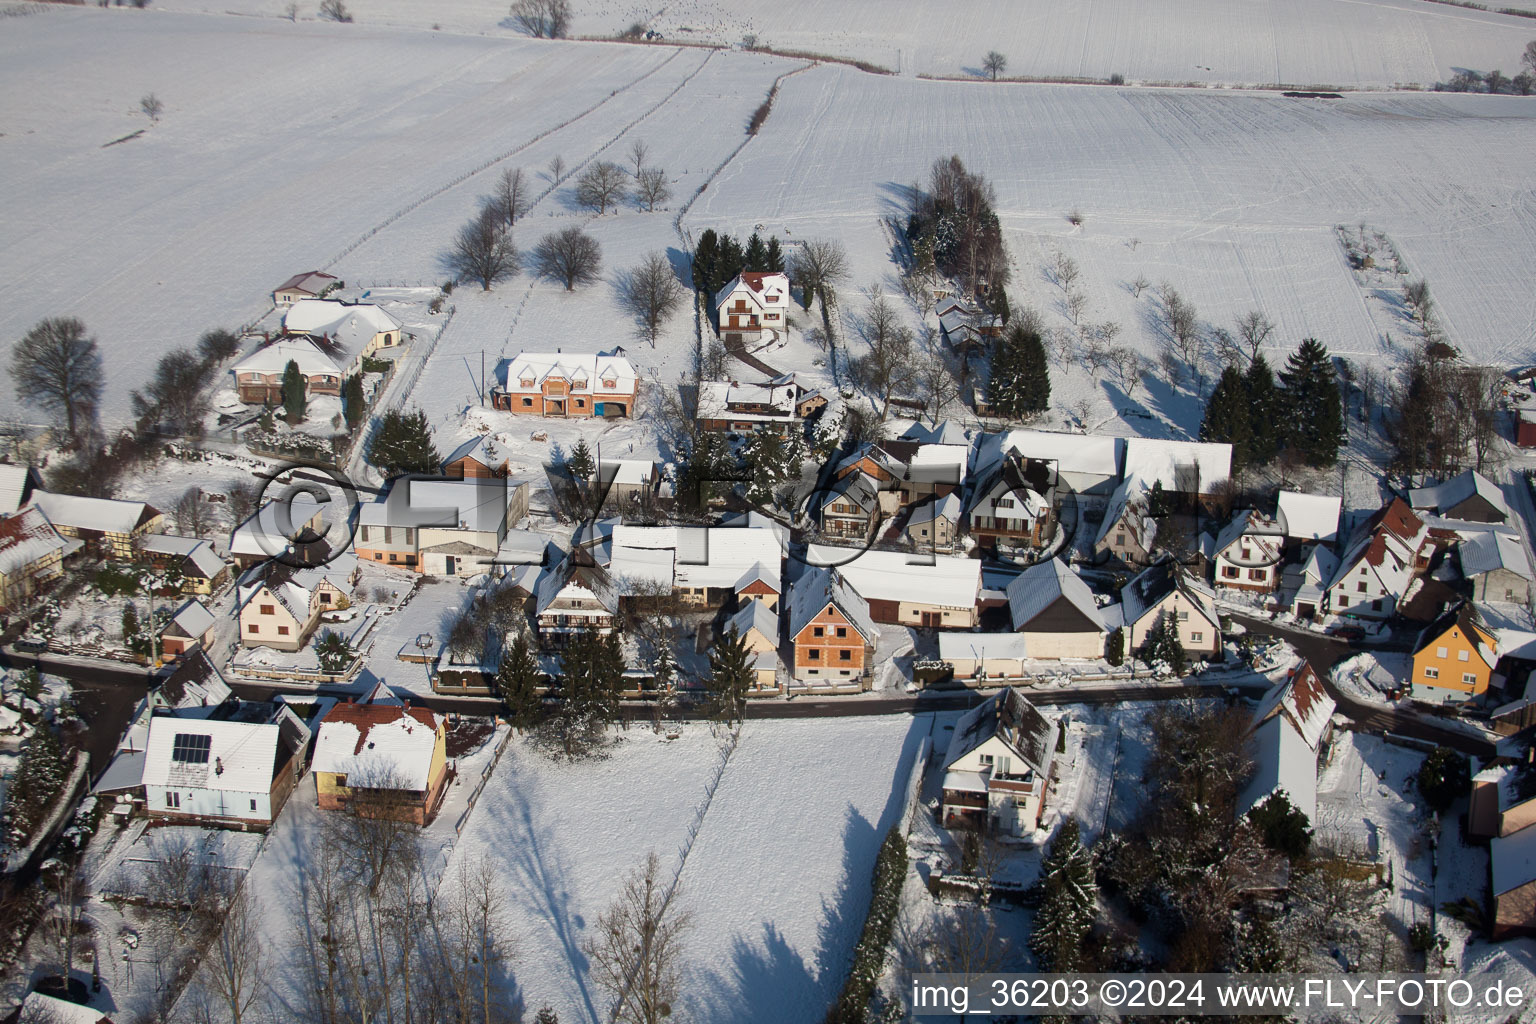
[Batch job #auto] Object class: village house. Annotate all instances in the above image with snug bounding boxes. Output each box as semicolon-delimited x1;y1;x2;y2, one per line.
28;490;163;559
735;561;782;610
1324;498;1432;620
1094;481;1158;568
141;534;231;595
595;459;664;509
1275;489;1342;555
491;350;639;418
1121;436;1233;510
1492;821;1536;937
938;632;1033;683
786;567;878;687
1119;556;1222;658
806;544;980;629
231;337;345;404
1212;509;1287;594
940;687;1058;837
1470;764;1536;840
0;505;73;615
18;991;118;1023
140;698;310;829
695;375;825;435
1410;469;1512;525
1461;531;1534;605
715;271;790;344
312;702;450;826
833;440;969;511
228;494;327;570
902;492;963;551
534;559;620;648
1410;603;1498;704
818;472;880;541
1236;660;1336;825
977;429;1121;502
725;599;782;693
1006;557;1108;659
443;434;511;478
272;270;342;305
606;523;786;609
966;448;1057;551
282;298;404;371
1287;544;1340;622
158;599;216;661
0;463;43;514
937;301;985;355
235;552;357;652
355;477;530;576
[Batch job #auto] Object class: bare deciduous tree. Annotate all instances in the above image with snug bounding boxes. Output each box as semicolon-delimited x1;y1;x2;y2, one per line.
1065;289;1088;325
510;0;570;37
1236;309;1276;363
491;166;530;227
635;167;670;211
627;139;649;179
852;294;916;418
586;852;690;1024
175;486;207;537
1052;251;1080;291
789;237;849;317
982;51;1007;80
1130;274;1150;298
321;761;423;896
619;253;686;346
140;93;163;121
10;317;104;444
226;479;259;527
574;160;629;214
916;349;960;426
1157;283;1203;388
200;878;266;1024
131;347;212;435
1108;346;1147;400
532;227;602;290
1405;278;1434;328
318;0;352;21
447;207;519;291
547;154;566;182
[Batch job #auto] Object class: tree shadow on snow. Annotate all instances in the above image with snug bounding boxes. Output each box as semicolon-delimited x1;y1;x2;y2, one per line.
876;181;922;221
666;246;695;289
688;922;819;1024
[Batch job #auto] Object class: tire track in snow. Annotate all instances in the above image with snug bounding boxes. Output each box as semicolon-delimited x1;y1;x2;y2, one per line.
323;46;690;270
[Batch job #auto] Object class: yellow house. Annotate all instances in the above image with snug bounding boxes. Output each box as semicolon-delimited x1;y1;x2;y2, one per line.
0;506;72;614
1411;604;1497;703
28;490;163;560
311;702;450;826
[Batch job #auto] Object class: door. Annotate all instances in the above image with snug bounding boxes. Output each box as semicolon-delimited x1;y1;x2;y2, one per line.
444;556;456;575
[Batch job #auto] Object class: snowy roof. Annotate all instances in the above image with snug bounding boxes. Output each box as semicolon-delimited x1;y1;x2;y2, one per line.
1007;557;1106;633
18;992;115;1024
1298;544;1340;584
980;429;1121;480
1120;557;1219;630
1409;470;1511;522
166;599;216;640
142;534;226;579
905;492;962;529
1493;824;1536;896
359;477;516;533
1461;531;1533;581
939;632;1030;661
1213;510;1286;558
142;704;298;794
895;420;971;446
610;525;785;591
497;530;547;565
0;505;68;576
284;298;400;338
1414;604;1498;670
1095;478;1157;550
1122;436;1231;493
607;543;675;593
713;270;789;309
93;749;147;795
312;703;441;790
158;651;232;709
604;459;658;487
29;489;160;536
735;560;781;595
229;494;325;558
502;351;637;392
944;687;1055;776
1276;490;1342;545
696;379;799;421
786;567;877;644
822;471;878;514
275;270;339;295
727;600;779;643
805;545;981;610
1236;712;1319;823
232;336;341;377
535;559;619;616
1252;660;1335;751
0;464;40;514
445;433;510;470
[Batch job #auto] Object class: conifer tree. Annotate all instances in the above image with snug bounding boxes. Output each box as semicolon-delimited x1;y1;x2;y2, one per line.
1279;338;1345;468
497;631;543;731
1028;818;1097;971
764;236;785;273
989;324;1050;420
1243;354;1280;465
343;373;366;428
743;232;768;272
281;358;307;423
743;430;792;508
707;626;753;724
991;288;1011;326
717;235;745;287
567;438;596;480
693;229;719;295
554;628;624;757
1105;627;1125;667
367;408;440;476
1200;365;1252;474
1139;611;1187;676
1;721;65;848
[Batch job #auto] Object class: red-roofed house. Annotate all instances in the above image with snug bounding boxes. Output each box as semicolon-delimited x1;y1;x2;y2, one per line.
714;271;790;345
311;703;449;825
1324;497;1433;620
273;270;342;305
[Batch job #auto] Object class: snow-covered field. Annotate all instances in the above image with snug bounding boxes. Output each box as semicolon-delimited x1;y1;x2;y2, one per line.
145;0;1536;88
444;715;932;1023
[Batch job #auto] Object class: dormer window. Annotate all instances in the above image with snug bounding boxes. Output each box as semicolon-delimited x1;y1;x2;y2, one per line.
521;378;534;388
603;379;615;388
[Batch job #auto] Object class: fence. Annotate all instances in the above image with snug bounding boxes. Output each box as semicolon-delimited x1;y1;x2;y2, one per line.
902;736;933;836
347;306;454;477
455;724;515;834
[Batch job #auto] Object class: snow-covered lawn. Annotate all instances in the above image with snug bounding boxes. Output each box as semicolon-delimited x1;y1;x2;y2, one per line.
442;714;932;1023
1332;650;1409;705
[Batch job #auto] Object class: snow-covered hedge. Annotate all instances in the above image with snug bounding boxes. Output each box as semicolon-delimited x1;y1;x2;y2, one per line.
823;825;907;1024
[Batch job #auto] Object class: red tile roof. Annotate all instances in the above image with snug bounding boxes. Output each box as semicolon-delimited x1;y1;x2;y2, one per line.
326;703;439;755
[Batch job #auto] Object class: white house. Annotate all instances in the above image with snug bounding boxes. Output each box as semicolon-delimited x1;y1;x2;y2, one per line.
1288;544;1340;621
940;688;1059;837
141;700;311;829
1324;498;1429;620
976;429;1121;500
1276;490;1342;551
938;632;1032;681
283;299;404;371
235;552;357;651
1462;531;1535;605
231;337;345;405
534;559;619;647
805;544;980;629
1212;510;1287;594
355;477;530;576
1119;557;1221;657
1094;480;1158;568
1237;660;1336;824
228;494;327;569
715;271;790;344
1006;557;1108;659
965;450;1056;550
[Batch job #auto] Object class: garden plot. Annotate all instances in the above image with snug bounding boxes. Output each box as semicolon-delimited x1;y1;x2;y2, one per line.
441;714;929;1024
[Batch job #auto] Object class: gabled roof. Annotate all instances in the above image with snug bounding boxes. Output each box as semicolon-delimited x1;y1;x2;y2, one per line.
735;560;782;595
445;433;509;470
1461;530;1534;581
1122;436;1232;493
1276;491;1342;545
895;419;970;446
166;599;216;639
906;492;963;530
805;545;981;610
821;472;878;514
29;490;160;536
1237;710;1320;823
0;505;68;576
141;534;226;580
1007;557;1106;633
358;477;516;533
142;703;298;794
283;298;400;338
713;271;789;309
1252;659;1335;750
786;567;877;644
980;430;1120;480
229;493;325;559
944;687;1055;776
311;703;441;790
1410;470;1512;523
1414;602;1497;669
1213;510;1286;558
535;558;619;615
1095;479;1157;550
19;992;115;1024
1120;557;1219;630
0;464;42;515
501;351;637;392
727;599;779;643
938;631;1030;662
1365;496;1426;546
275;270;339;295
158;651;232;708
231;336;340;377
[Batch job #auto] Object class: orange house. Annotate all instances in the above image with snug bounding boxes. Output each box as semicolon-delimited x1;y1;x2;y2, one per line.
786;568;877;688
1410;604;1497;704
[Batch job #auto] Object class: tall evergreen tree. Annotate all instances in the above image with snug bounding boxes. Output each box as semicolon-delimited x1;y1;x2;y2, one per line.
717;234;745;286
567;438;595;480
367;408;440;476
1243;355;1280;465
707;626;753;724
342;373;366;428
692;229;719;295
1139;611;1187;676
1;721;65;848
679;431;735;511
1200;365;1252;474
1028;818;1097;971
1279;338;1345;468
764;236;785;273
743;232;768;272
497;631;543;732
991;288;1011;327
989;324;1050;420
742;430;795;508
281;358;306;423
554;628;624;757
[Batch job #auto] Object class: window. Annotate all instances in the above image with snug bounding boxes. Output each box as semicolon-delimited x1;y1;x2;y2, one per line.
167;792;180;809
839;649;852;661
1337;596;1349;608
359;525;370;542
603;378;615;388
1177;611;1189;622
994;497;1014;509
521;378;534;387
278;625;290;636
405;529;414;543
247;623;259;633
171;733;212;764
1424;666;1440;679
385;527;393;544
1436;646;1449;659
1458;650;1470;662
813;626;824;638
836;627;847;638
979;754;994;766
1222;566;1239;578
1248;569;1265;580
251;798;258;811
808;649;821;660
320;592;332;605
389;553;397;562
1357;581;1368;593
1463;672;1478;684
260;604;274;616
1115;534;1125;547
522;398;533;407
1191;632;1203;643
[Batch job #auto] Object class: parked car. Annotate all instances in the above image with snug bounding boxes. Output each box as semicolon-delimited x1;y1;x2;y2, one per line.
13;637;47;654
1330;624;1366;643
